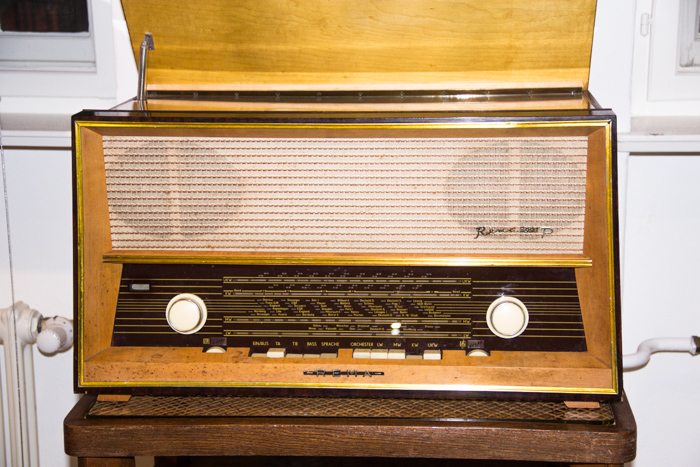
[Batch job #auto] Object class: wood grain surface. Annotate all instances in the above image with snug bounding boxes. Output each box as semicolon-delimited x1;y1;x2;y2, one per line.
120;0;596;91
64;394;636;464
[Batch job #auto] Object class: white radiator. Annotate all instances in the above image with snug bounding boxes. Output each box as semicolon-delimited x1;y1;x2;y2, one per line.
0;302;73;467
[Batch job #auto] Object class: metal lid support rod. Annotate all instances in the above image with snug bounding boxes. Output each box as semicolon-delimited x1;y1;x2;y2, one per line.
137;33;155;105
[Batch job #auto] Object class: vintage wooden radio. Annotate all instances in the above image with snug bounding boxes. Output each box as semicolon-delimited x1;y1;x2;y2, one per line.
73;0;621;400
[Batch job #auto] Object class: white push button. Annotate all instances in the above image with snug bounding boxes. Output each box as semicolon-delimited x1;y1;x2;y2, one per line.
353;349;371;359
165;294;207;334
267;348;286;358
370;349;389;359
388;349;406;359
423;349;442;360
486;296;529;339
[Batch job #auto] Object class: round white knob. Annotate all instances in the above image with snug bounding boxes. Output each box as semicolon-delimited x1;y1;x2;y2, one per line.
37;329;62;354
36;316;74;354
166;294;207;334
486;296;529;339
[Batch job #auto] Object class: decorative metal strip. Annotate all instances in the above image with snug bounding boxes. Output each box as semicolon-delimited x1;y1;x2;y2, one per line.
87;395;614;424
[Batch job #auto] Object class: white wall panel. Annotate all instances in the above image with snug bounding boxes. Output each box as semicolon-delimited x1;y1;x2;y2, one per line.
0;149;77;467
622;155;700;467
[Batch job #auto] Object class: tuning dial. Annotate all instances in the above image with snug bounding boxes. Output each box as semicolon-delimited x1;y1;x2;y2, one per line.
486;296;528;339
166;294;207;334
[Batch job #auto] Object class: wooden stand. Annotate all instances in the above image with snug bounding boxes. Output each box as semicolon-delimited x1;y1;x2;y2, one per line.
64;395;636;467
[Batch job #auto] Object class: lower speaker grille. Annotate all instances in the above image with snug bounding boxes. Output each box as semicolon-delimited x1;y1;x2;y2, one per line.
87;395;613;424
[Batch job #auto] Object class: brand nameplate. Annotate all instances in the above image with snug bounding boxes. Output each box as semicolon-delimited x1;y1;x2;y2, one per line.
304;370;385;377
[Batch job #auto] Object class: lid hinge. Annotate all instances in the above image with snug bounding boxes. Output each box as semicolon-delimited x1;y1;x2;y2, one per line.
137;33;155;106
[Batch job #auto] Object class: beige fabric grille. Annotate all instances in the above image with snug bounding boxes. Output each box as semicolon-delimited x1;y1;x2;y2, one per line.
102;136;588;254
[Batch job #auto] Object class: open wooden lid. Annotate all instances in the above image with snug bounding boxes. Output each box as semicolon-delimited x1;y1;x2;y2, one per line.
121;0;597;92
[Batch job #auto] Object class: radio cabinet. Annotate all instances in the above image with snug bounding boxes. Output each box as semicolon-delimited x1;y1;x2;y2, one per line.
72;0;621;400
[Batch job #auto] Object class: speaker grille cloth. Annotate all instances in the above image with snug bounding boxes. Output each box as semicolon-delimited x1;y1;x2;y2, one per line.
102;136;587;254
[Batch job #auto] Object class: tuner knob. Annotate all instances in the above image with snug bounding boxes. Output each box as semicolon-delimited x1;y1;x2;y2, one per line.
166;294;207;334
486;296;529;339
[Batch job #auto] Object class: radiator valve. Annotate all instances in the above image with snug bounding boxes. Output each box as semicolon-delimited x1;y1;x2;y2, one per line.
37;316;73;354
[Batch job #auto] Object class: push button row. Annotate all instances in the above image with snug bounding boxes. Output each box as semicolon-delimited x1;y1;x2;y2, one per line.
353;348;441;360
250;348;338;359
249;348;443;360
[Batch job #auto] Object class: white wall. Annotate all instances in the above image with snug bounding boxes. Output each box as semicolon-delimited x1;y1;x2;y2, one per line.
591;2;700;467
0;1;136;466
1;1;699;466
0;149;77;467
623;155;700;466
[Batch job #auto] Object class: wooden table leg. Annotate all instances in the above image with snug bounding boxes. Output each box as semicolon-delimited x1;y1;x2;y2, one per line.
78;457;136;467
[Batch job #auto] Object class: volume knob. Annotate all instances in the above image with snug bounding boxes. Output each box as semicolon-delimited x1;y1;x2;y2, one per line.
166;294;207;334
486;296;528;339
